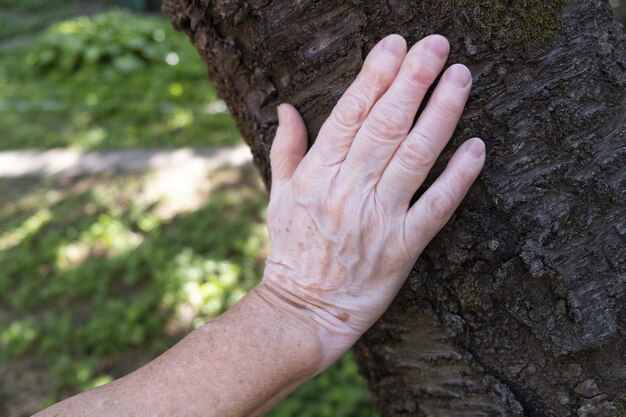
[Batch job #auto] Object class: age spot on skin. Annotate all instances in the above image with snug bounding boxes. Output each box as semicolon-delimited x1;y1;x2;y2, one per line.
336;312;350;322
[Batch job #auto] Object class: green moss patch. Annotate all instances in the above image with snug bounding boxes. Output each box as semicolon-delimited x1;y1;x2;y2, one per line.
0;11;241;150
454;0;569;48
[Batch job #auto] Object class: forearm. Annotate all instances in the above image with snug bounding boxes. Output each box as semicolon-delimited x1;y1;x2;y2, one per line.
34;283;323;417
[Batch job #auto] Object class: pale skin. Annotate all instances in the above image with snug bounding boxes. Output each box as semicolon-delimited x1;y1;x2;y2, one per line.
34;33;485;417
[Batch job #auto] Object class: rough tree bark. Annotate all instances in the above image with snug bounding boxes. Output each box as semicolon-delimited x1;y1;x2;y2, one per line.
163;1;626;416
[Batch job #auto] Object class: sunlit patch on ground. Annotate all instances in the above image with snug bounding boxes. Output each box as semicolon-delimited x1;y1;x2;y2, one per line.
0;166;269;412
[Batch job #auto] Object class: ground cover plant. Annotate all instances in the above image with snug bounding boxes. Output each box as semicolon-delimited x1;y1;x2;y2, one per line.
0;168;376;416
0;10;240;150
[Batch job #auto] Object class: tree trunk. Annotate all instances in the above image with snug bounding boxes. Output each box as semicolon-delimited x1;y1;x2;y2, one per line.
163;1;626;416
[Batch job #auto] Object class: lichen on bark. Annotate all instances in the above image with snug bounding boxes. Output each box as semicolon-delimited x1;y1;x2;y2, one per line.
453;0;570;47
617;395;626;417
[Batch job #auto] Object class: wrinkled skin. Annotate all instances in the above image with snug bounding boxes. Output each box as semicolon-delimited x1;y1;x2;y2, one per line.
262;34;485;368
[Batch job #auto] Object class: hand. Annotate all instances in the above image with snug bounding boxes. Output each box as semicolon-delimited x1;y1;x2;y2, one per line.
32;33;485;417
261;34;485;369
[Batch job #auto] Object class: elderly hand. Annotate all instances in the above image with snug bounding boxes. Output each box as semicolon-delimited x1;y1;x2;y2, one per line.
33;34;486;417
262;34;485;368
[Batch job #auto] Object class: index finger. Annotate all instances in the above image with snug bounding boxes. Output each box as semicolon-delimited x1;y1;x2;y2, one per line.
309;34;407;166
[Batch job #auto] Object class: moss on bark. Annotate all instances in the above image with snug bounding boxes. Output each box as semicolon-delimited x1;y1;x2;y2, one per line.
617;395;626;417
454;0;569;47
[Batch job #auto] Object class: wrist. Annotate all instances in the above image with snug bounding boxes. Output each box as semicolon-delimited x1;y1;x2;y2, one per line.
245;282;326;376
258;271;362;370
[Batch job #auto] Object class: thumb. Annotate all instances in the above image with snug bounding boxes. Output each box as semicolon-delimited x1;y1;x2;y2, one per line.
270;103;308;191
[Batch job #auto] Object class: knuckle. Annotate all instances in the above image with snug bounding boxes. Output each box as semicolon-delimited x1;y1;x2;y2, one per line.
433;90;466;117
406;60;439;91
333;93;369;130
427;189;455;220
366;102;412;140
396;136;437;172
451;165;474;188
362;57;393;87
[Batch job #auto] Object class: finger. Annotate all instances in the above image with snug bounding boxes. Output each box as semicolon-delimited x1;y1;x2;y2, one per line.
270;104;308;192
376;64;472;210
403;138;485;251
340;35;450;186
310;34;406;166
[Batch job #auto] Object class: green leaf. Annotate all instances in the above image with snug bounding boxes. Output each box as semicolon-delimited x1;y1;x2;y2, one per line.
113;54;145;74
84;46;102;63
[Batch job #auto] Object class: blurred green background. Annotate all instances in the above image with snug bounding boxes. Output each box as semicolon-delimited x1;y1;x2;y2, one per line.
0;1;377;416
0;1;624;416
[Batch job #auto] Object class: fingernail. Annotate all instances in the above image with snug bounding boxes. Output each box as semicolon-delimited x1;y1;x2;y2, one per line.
467;138;485;158
382;34;405;57
445;64;471;88
424;35;449;60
